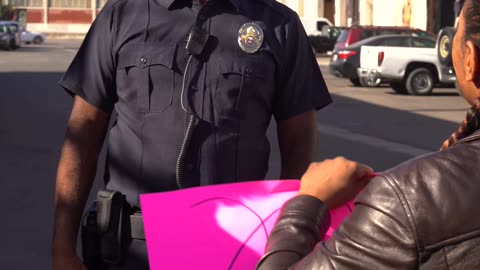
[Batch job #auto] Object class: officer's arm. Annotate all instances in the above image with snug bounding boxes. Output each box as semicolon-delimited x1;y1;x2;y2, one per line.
277;110;317;179
52;96;111;260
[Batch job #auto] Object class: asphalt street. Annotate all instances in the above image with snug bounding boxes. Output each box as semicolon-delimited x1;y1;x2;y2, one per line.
0;40;466;269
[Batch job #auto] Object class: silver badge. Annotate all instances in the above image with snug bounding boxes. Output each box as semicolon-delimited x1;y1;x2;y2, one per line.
238;22;264;54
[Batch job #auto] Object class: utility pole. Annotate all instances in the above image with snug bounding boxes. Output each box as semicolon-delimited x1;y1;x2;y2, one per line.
43;0;48;25
91;0;97;22
351;0;359;25
427;0;436;33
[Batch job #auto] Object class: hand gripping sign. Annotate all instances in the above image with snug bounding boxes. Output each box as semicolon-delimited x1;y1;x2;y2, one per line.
140;180;353;270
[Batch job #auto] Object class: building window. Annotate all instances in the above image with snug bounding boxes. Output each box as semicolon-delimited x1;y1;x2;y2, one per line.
8;0;42;7
49;0;89;8
97;0;108;9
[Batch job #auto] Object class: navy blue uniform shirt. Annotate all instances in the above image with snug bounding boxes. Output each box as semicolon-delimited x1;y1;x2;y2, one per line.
60;0;332;207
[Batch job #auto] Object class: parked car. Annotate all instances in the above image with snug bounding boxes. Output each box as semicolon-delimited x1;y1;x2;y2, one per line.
301;18;333;34
21;29;46;44
0;23;16;50
1;21;46;45
301;18;340;54
329;34;436;86
358;42;456;95
309;26;346;54
0;20;21;49
334;25;435;52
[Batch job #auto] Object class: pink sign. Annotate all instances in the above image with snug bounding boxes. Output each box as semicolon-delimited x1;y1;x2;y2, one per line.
140;180;353;270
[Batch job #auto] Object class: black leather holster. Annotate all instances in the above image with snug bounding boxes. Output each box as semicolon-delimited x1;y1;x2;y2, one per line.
81;189;144;269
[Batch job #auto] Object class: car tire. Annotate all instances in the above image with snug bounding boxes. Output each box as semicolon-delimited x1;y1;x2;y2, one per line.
390;82;407;94
350;78;362;87
4;40;12;51
437;27;456;67
360;77;382;87
406;67;434;96
33;36;43;45
9;39;16;50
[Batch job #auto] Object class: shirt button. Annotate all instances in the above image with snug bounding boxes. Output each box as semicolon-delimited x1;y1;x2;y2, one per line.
246;67;253;73
192;85;198;91
198;14;205;21
140;57;147;64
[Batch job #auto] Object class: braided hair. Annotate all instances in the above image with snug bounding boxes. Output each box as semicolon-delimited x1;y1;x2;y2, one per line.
441;0;480;150
441;99;480;149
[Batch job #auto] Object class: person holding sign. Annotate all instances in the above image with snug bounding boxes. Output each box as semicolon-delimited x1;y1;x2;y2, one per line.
258;1;480;268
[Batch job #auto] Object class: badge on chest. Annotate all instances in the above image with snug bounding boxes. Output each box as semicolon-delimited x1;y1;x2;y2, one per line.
238;22;264;54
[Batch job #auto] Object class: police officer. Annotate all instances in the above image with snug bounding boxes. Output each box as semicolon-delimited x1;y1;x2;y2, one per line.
52;0;332;269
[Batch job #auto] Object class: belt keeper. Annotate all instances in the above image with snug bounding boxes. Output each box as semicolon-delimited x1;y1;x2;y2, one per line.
130;213;145;240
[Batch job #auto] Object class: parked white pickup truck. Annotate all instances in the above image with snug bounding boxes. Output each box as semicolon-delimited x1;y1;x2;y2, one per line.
358;45;456;95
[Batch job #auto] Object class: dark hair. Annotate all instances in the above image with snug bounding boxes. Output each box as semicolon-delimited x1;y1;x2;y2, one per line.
441;0;480;150
441;99;480;149
463;0;480;45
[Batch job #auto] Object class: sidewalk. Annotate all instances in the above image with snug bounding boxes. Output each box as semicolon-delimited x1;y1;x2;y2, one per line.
45;33;86;40
317;55;331;66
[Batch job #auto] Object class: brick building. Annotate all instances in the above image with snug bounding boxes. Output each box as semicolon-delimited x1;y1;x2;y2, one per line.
2;0;107;34
3;0;452;35
3;0;337;34
348;0;456;34
279;0;335;24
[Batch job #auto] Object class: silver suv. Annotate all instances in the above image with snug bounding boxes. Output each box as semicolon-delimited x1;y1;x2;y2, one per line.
0;21;21;50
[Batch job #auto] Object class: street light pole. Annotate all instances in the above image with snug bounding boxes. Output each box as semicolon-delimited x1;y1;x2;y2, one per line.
43;0;48;25
91;0;96;22
351;0;359;25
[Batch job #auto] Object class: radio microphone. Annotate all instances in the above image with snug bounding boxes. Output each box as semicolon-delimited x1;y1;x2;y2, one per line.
185;25;209;56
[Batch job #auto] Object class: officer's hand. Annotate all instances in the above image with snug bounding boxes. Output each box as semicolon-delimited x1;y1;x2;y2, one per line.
53;255;87;270
298;157;375;209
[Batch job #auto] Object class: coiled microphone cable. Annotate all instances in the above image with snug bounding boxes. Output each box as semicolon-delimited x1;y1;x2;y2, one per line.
176;24;209;189
176;55;196;189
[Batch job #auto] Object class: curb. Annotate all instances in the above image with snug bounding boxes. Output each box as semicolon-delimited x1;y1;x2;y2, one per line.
44;33;86;40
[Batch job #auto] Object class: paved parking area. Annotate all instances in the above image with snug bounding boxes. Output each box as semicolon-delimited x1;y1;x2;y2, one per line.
0;39;468;270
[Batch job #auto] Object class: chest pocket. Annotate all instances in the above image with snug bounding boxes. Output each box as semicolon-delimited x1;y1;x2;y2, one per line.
117;44;176;113
214;59;267;118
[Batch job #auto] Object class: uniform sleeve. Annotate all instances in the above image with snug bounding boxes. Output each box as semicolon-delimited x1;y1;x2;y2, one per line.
58;1;117;113
273;13;332;121
256;177;418;270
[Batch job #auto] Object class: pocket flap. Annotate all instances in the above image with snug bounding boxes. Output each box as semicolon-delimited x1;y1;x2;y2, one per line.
217;58;266;78
117;43;176;70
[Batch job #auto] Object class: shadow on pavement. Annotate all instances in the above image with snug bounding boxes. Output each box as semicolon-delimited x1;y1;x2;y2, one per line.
267;92;462;179
385;91;460;97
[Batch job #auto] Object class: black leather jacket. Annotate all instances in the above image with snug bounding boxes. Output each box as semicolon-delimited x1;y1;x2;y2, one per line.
257;132;480;269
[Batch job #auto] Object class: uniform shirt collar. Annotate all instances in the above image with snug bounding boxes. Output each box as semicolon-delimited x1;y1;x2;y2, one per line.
229;0;241;11
155;0;242;11
154;0;176;8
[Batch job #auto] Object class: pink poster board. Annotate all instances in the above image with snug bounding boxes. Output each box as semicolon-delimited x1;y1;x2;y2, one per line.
140;180;353;270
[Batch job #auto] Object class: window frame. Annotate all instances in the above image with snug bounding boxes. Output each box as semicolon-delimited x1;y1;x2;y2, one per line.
49;0;90;9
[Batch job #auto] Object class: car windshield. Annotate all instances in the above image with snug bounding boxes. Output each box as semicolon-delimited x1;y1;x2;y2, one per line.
411;38;436;48
329;27;342;39
316;21;329;31
337;30;349;43
8;25;18;33
412;31;430;38
349;35;385;47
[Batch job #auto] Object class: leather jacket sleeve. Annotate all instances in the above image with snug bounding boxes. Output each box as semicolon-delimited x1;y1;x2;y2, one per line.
256;176;418;270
